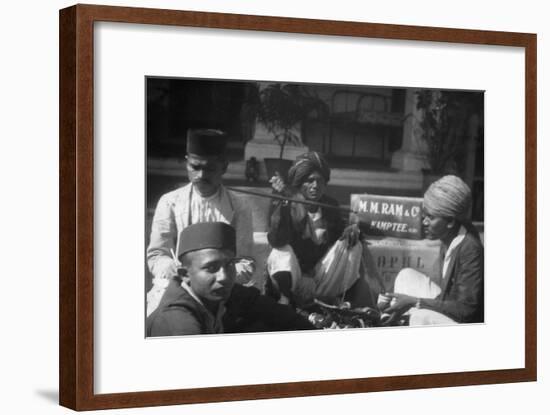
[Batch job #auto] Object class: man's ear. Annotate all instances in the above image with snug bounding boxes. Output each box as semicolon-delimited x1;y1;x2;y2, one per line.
220;159;229;174
446;218;456;229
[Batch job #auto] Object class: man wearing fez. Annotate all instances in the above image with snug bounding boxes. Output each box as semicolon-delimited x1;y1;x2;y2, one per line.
146;129;254;316
380;175;484;325
146;222;314;336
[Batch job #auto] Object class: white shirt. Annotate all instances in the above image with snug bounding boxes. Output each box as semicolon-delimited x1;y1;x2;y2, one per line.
442;225;467;279
305;209;328;246
189;186;227;224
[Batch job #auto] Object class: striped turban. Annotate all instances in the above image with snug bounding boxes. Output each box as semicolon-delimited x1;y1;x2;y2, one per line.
287;151;331;188
423;175;472;222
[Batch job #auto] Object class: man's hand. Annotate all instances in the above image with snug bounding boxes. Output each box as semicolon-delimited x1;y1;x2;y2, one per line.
339;223;361;247
385;293;417;313
269;172;291;196
377;293;392;311
234;258;255;285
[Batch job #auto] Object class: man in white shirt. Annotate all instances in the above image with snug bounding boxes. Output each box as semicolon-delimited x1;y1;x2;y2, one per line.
146;129;254;316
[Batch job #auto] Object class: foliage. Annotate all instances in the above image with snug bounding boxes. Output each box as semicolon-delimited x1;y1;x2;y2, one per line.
258;83;327;159
416;90;483;174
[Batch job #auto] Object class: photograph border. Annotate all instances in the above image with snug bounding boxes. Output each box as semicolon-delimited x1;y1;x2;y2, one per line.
59;4;537;410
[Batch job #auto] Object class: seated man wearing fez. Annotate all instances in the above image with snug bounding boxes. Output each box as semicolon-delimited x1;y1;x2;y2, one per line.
380;175;484;325
146;222;314;336
146;129;254;316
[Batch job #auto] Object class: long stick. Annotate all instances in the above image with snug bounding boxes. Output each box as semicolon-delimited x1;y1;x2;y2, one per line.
226;186;357;214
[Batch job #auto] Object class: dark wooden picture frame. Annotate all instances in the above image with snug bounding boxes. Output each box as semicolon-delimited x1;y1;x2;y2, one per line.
59;4;537;411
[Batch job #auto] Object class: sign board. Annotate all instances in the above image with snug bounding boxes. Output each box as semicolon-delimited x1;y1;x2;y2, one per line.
364;236;441;292
351;194;424;239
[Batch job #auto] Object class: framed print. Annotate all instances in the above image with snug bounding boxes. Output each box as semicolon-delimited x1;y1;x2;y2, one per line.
59;4;537;411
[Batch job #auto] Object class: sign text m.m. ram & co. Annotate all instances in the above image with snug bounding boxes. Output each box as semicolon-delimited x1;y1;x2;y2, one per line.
351;194;423;239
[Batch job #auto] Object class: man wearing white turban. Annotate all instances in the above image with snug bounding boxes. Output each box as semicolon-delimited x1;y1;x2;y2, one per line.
380;175;484;325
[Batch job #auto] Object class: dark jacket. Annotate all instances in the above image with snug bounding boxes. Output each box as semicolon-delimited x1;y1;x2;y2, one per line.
421;229;484;323
146;278;315;337
267;194;345;274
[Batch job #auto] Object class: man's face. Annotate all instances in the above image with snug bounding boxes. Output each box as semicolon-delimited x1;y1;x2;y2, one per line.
182;248;237;303
299;171;327;202
186;154;227;197
422;207;453;240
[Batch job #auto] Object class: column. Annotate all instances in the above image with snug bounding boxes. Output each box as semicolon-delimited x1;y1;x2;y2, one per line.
390;88;429;172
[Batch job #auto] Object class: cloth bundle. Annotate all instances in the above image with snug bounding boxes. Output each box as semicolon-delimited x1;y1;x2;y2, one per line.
311;239;362;300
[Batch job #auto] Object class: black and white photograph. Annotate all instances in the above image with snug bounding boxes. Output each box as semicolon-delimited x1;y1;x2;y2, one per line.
145;78;485;337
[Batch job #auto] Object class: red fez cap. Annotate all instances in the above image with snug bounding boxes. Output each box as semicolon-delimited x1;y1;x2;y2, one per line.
186;129;227;156
176;222;236;260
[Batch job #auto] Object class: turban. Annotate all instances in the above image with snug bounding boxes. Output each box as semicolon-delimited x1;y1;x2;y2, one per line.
176;222;236;260
287;151;331;188
423;175;472;222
